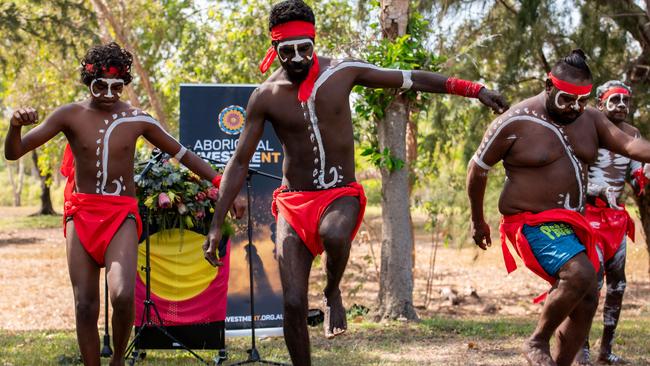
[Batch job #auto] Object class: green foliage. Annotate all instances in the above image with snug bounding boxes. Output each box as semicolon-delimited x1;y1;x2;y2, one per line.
360;145;405;172
354;13;443;124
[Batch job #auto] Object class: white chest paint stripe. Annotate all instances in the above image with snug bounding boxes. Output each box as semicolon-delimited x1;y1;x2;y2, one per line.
476;115;585;210
100;114;175;195
306;61;400;189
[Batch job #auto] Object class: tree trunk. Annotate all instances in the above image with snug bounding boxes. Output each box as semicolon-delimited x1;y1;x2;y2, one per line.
31;151;56;215
6;159;24;207
375;0;418;321
597;0;650;277
89;0;165;128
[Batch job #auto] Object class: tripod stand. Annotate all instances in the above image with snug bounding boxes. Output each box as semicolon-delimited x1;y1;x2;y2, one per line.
124;152;211;366
231;170;287;366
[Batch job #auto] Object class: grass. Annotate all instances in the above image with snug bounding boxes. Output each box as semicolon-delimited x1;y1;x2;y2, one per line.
1;317;649;365
0;214;61;230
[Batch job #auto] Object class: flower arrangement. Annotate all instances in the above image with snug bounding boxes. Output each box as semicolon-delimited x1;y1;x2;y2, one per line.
135;157;233;237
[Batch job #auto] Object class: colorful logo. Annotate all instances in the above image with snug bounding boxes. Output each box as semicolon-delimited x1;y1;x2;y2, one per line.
218;105;246;135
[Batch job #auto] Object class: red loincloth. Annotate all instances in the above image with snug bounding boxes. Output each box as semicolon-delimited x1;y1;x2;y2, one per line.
272;183;367;257
585;200;634;263
64;193;142;267
500;209;601;302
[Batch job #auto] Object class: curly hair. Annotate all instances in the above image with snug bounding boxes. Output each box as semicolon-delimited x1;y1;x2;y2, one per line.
80;42;133;86
552;48;592;81
269;0;315;31
596;80;632;100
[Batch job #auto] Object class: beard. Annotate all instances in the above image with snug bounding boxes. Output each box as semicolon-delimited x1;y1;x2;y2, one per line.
283;61;312;83
546;98;581;125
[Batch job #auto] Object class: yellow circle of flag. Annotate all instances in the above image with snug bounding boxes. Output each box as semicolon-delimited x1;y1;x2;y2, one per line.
137;229;218;302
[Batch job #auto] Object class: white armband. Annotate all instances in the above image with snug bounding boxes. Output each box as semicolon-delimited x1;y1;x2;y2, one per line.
472;154;492;170
174;146;187;161
401;70;413;90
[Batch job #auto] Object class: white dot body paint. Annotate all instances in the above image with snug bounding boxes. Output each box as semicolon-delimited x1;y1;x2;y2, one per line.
276;38;314;63
554;90;590;111
605;93;629;113
90;78;124;98
95;110;182;196
475;112;585;211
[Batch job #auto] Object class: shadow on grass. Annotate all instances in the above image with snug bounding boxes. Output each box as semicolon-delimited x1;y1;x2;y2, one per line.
1;316;649;366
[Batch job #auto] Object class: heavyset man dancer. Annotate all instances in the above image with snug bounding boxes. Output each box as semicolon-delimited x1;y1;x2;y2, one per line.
203;1;508;365
467;50;650;366
574;81;648;366
4;42;234;366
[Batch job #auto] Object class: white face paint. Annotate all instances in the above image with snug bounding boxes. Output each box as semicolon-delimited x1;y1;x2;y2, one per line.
90;78;124;98
554;91;590;111
276;38;314;63
605;93;629;113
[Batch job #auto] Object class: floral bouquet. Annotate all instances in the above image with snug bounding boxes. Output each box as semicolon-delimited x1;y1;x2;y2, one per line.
135;157;234;237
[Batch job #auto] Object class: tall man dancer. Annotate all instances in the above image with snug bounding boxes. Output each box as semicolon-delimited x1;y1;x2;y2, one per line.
574;81;648;366
4;42;233;366
467;50;650;366
203;1;508;365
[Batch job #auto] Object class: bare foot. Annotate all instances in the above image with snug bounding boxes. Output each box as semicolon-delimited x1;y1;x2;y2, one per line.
597;352;628;365
573;346;592;366
323;291;346;339
523;339;557;366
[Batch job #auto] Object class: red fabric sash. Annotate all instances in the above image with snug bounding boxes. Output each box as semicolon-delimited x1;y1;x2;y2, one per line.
499;209;600;302
548;72;592;95
61;144;75;203
271;183;367;257
585;202;634;262
64;193;142;267
600;87;630;102
259;20;319;102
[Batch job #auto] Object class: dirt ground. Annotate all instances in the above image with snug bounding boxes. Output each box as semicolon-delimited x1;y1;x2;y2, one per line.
1;206;649;365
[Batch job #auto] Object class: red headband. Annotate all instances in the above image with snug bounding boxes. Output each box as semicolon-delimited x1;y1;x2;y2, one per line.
259;21;316;74
259;21;319;103
85;63;127;78
548;72;592;95
600;87;630;102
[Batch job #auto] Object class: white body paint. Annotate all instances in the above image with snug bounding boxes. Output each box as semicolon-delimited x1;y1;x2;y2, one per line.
475;112;585;211
277;38;314;62
304;60;406;189
90;78;124;98
96;110;180;195
554;91;590;111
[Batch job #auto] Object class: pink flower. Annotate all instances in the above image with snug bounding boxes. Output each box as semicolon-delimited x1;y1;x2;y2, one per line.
207;187;219;201
158;192;172;209
195;208;205;220
177;203;188;215
196;191;207;202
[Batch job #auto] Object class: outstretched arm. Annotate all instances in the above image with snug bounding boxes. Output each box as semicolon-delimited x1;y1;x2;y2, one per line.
5;107;64;160
353;62;509;113
596;110;650;163
203;87;267;266
142;119;218;183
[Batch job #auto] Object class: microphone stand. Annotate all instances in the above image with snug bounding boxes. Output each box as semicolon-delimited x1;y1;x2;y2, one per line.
231;168;286;366
100;150;164;360
124;151;210;365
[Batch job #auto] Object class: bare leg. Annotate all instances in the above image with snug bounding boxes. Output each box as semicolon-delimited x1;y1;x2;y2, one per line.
552;276;598;366
524;253;597;366
65;220;101;366
277;215;314;366
598;241;627;364
104;219;138;366
318;196;360;338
